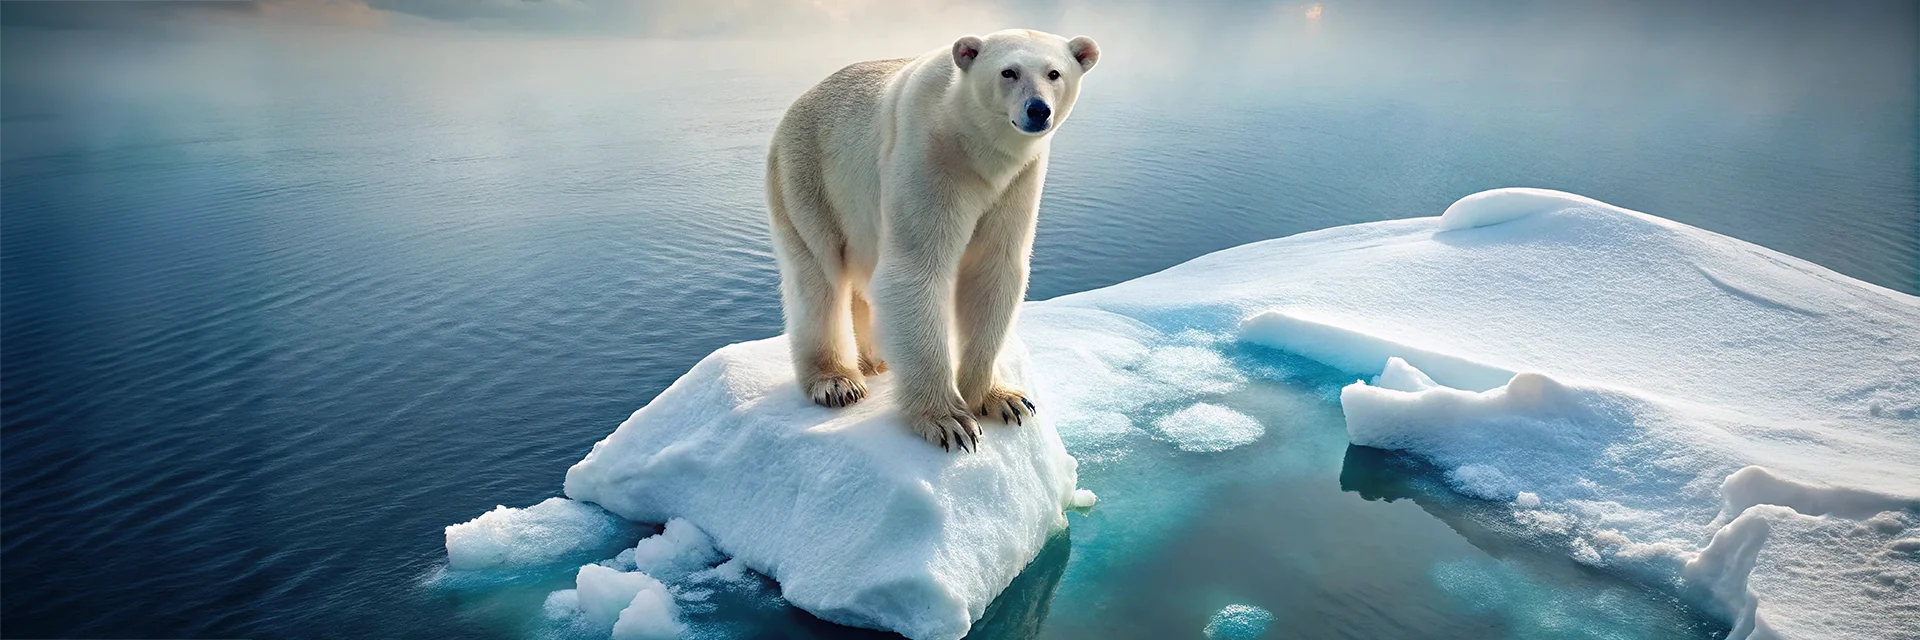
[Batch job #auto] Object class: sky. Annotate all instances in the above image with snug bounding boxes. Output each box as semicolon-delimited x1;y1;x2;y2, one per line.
0;0;1075;36
4;0;1914;40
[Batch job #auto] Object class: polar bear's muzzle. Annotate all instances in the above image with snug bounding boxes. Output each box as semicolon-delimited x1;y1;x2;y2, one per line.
1014;98;1052;134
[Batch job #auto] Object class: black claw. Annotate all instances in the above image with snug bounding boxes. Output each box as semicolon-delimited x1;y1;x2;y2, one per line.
1015;413;1022;426
1022;397;1035;412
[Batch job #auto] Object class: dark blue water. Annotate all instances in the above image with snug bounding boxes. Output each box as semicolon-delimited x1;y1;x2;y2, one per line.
3;2;1913;638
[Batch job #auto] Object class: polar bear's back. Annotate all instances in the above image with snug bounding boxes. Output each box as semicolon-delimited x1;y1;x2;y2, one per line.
768;56;913;268
780;58;908;136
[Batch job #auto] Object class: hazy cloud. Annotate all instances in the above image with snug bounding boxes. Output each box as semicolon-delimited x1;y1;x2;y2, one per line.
0;0;1064;36
2;0;384;30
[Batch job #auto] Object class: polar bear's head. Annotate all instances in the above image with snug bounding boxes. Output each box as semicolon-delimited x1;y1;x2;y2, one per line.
951;30;1100;138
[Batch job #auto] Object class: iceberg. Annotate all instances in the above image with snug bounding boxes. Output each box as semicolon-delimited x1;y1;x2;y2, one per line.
445;188;1916;640
563;336;1079;640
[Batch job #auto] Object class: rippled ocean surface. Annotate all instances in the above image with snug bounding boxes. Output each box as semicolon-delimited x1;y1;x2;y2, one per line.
3;2;1913;638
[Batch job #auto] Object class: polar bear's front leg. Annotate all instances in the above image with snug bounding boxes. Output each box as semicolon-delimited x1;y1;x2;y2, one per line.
873;193;981;452
956;253;1033;425
957;164;1042;425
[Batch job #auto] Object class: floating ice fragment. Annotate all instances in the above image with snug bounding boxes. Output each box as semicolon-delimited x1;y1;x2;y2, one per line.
1203;603;1274;639
1152;403;1264;452
611;582;686;640
443;497;631;571
630;517;723;580
1070;489;1098;508
575;564;672;627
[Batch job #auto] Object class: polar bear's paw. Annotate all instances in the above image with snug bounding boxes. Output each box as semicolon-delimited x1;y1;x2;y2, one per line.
971;386;1035;426
806;371;868;408
905;399;982;453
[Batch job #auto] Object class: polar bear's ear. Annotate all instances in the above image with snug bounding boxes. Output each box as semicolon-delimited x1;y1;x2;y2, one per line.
1068;36;1100;72
952;35;984;71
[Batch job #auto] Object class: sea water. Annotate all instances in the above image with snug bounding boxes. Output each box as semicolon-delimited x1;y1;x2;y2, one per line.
2;2;1911;637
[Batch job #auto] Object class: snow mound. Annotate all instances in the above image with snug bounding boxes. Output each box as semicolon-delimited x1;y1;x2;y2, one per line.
562;336;1078;640
443;497;635;571
1216;188;1919;640
1437;186;1611;230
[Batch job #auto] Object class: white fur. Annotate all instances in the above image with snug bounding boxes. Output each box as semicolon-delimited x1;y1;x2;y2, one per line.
766;29;1100;451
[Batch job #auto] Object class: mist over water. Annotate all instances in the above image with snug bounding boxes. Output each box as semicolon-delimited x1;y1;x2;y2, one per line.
3;1;1913;638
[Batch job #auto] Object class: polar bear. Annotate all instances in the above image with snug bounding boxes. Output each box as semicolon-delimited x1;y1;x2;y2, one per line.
766;29;1100;452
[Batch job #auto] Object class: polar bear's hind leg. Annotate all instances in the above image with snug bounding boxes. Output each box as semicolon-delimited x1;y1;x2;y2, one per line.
769;171;866;408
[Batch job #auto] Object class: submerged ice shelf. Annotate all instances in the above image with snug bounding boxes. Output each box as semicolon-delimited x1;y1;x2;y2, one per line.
444;188;1918;640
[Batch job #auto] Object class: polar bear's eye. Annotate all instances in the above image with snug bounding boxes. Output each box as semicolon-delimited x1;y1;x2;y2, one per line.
1000;69;1018;79
1047;70;1061;81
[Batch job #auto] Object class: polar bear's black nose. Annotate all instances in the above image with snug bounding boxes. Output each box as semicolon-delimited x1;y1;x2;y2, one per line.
1025;99;1052;125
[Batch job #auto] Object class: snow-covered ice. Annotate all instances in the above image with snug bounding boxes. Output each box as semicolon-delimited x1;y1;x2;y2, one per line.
445;187;1917;640
562;336;1079;640
443;497;637;571
1222;189;1920;640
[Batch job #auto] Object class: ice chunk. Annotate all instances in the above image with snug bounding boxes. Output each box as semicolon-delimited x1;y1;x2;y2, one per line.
1202;604;1273;639
611;581;686;640
575;564;670;626
1152;402;1264;452
1339;369;1584;456
443;497;632;571
629;518;723;580
1070;489;1098;509
564;336;1077;640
